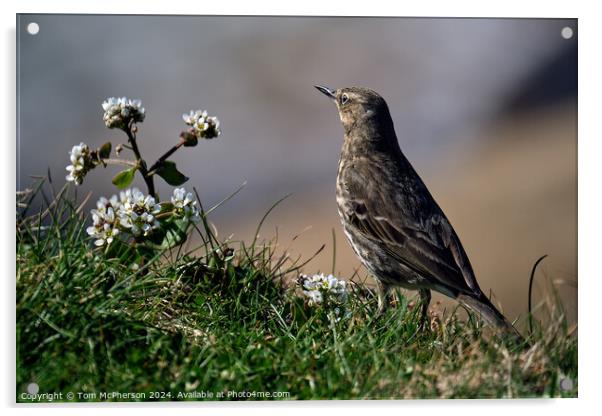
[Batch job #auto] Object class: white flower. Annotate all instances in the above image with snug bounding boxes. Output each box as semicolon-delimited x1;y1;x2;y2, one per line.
65;142;93;185
102;96;146;129
95;194;121;214
299;273;348;305
86;196;121;246
304;287;323;304
171;187;200;223
182;109;221;139
117;187;161;236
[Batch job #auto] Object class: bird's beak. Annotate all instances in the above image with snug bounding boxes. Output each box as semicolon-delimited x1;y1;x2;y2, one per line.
314;85;336;100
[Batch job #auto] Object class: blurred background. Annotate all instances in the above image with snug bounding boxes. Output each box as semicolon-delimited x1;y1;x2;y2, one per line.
17;15;577;323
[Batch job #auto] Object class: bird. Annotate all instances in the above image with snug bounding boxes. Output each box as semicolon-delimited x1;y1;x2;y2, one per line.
315;85;523;341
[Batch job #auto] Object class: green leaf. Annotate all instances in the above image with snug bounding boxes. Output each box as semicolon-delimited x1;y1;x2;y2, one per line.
112;167;136;189
145;227;167;245
155;161;189;186
158;202;175;213
98;142;112;159
159;219;190;249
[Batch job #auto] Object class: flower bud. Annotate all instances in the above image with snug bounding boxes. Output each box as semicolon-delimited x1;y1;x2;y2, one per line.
65;142;96;185
179;130;198;147
102;97;146;130
182;109;221;140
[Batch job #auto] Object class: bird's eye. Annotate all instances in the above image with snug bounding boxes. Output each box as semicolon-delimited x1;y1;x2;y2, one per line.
340;93;350;105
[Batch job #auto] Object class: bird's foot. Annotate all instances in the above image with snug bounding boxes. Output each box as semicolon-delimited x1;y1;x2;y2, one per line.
417;289;432;332
374;281;392;317
374;298;389;320
418;312;431;332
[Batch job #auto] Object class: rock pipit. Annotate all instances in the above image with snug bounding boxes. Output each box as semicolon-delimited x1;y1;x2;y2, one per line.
315;85;522;340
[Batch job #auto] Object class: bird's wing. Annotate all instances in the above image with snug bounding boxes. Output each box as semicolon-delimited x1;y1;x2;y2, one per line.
342;168;479;295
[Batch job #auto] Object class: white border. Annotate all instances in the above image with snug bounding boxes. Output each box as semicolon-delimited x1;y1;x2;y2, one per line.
3;1;600;415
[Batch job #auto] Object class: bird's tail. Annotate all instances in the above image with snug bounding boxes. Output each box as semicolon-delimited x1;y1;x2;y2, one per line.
457;293;525;344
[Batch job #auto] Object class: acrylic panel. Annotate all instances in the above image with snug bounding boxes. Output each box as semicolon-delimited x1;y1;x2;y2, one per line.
16;15;577;402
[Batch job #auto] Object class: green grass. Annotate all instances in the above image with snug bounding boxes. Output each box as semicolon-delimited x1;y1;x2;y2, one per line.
16;181;577;401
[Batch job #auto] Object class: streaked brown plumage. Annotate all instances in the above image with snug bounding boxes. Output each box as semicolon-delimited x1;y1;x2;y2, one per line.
315;85;522;340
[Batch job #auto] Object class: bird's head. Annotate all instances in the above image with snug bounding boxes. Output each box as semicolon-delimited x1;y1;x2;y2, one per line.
314;85;393;137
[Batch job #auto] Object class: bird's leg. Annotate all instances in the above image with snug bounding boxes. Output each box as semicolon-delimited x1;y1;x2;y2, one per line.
376;280;391;316
418;289;432;330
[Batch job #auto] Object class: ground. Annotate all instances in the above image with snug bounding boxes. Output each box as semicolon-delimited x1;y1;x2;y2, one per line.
16;183;577;401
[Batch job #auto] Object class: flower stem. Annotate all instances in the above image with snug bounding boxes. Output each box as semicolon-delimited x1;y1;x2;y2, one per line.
125;122;156;199
155;211;174;220
102;158;137;168
148;141;184;174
